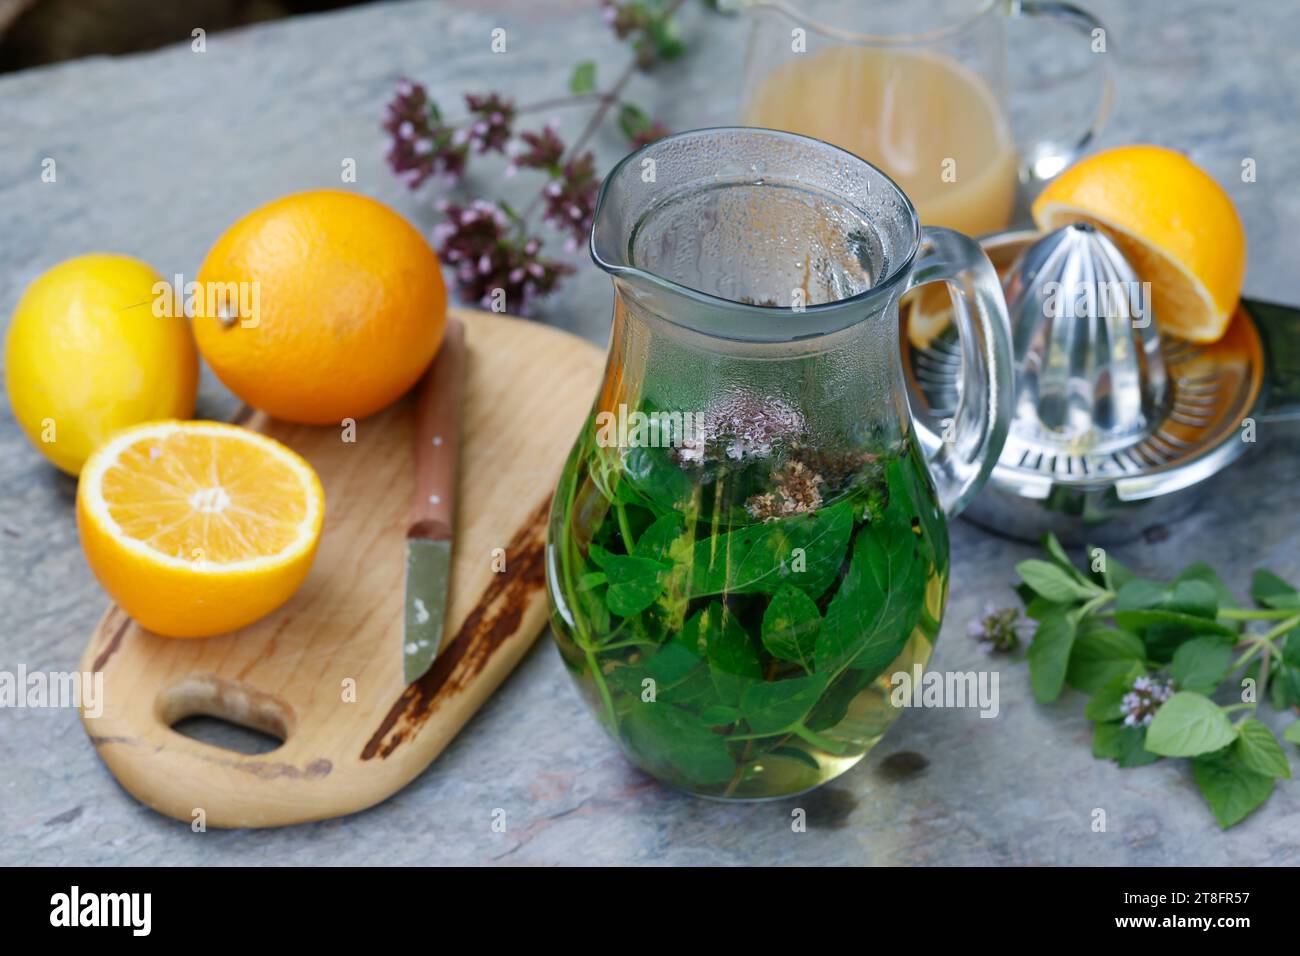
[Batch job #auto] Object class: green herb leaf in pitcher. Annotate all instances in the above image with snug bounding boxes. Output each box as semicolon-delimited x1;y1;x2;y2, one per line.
689;499;853;600
761;585;821;672
546;402;948;799
816;462;928;679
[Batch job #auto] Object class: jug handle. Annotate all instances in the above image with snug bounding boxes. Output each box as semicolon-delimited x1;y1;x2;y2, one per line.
905;227;1014;517
1011;0;1115;183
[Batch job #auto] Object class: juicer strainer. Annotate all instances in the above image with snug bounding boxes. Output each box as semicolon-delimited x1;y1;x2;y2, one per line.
902;228;1300;544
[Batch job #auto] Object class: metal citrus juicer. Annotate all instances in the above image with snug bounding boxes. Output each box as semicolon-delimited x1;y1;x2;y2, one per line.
902;223;1300;544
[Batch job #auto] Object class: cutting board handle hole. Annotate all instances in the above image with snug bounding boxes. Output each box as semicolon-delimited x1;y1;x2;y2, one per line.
158;676;293;755
170;716;283;755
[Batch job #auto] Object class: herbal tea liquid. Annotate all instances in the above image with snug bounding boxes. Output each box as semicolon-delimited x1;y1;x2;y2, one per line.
546;420;949;799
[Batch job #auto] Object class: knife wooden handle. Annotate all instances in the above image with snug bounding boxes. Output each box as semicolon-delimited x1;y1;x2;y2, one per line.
410;318;465;542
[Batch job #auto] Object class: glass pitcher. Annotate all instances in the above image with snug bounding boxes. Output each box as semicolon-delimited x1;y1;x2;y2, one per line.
545;128;1012;799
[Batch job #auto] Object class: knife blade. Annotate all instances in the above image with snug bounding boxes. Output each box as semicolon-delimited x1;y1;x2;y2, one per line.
403;318;467;684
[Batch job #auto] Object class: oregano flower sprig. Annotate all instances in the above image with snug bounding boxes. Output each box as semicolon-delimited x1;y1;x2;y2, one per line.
432;199;571;312
1007;533;1300;828
384;0;697;313
383;79;467;187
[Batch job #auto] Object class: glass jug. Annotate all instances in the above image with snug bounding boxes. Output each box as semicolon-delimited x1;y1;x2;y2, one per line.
546;128;1013;799
733;0;1113;236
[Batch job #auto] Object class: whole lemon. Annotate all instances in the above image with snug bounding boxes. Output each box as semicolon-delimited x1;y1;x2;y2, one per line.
4;254;198;475
193;190;447;424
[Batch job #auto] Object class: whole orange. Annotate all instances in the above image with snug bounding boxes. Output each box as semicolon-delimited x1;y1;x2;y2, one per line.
194;190;446;423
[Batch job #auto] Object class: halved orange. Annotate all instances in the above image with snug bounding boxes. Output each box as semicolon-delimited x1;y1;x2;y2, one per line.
1032;145;1246;343
76;420;325;638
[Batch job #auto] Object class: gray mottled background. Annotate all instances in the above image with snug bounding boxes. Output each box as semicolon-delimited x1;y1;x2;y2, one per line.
2;0;1298;865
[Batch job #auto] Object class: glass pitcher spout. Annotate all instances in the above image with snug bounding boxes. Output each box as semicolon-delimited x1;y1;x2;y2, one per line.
590;126;920;344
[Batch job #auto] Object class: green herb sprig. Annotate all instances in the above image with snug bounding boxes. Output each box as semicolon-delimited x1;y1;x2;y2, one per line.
1014;535;1300;828
549;398;950;798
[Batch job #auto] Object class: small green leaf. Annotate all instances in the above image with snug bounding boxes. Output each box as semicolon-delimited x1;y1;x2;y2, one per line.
608;641;710;707
1270;661;1294;710
1170;636;1233;695
1085;665;1144;721
1091;721;1122;758
689;602;761;679
896;445;949;573
1090;546;1138;592
1235;719;1290;778
740;674;828;735
770;745;821;770
1115;608;1236;640
648;641;707;685
698;704;741;726
1066;628;1145;694
622;702;735;786
1024;595;1071;622
1042;533;1089;584
803;668;875;732
1027;612;1076;702
1192;747;1275;828
645;15;685;60
1116;578;1218;620
620;444;694;515
618;103;652;141
815;462;927;677
1092;722;1160;767
1252;569;1300;609
1113;578;1165;610
1017;559;1101;604
1175;562;1239;610
603;553;667;616
633;513;687;559
1278;631;1300;707
1145;692;1237;757
690;499;853;601
568;60;596;94
1114;734;1160;768
577;571;607;590
683;603;758;710
1284;722;1300;746
761;584;821;671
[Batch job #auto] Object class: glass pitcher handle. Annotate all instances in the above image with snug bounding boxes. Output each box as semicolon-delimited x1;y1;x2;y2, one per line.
906;227;1014;517
1010;0;1114;183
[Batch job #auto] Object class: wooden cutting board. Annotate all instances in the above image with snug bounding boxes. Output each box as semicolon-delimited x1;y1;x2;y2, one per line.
78;308;604;828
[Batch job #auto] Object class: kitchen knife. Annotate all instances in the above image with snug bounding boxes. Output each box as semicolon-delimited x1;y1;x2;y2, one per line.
403;318;466;684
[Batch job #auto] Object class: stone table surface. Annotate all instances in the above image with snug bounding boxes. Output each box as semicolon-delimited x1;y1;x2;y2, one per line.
2;0;1299;866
